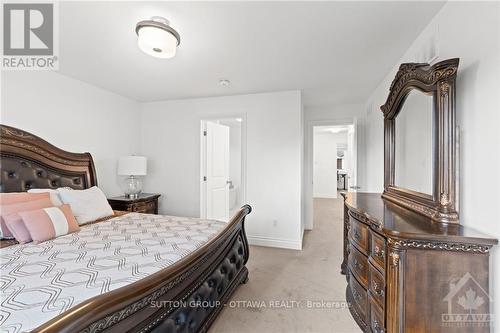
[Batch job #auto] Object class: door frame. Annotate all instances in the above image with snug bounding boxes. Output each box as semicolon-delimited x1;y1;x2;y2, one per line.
200;116;247;219
305;117;358;230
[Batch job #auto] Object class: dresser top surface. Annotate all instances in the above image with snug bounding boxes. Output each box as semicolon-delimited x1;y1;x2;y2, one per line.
344;192;497;246
107;193;160;202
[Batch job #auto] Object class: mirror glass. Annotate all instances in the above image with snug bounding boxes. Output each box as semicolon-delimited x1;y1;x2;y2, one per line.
394;90;433;195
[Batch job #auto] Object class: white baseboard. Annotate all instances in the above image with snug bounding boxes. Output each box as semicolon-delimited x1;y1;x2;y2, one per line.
247;235;302;250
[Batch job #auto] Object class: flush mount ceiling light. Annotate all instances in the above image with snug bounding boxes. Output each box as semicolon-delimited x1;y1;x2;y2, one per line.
328;128;345;134
219;79;230;87
136;16;180;59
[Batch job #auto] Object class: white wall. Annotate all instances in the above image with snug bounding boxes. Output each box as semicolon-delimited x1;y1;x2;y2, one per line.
0;71;140;196
363;2;500;328
1;74;305;250
363;101;385;193
313;130;347;198
305;104;365;121
139;91;304;250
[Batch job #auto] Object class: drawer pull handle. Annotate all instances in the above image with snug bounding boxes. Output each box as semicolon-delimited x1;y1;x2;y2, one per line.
373;319;385;333
373;281;385;297
352;258;363;270
374;245;385;258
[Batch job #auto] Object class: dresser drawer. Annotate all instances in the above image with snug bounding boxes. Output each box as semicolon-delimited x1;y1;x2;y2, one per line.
108;194;160;215
348;244;369;289
369;295;385;333
370;231;386;271
131;201;156;213
130;203;144;212
369;264;385;309
349;214;369;254
349;273;368;320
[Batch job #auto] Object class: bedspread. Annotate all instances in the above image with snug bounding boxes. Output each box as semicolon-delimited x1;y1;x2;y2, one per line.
0;213;226;333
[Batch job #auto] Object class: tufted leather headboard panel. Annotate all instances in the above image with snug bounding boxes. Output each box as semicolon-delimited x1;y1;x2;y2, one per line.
0;125;97;193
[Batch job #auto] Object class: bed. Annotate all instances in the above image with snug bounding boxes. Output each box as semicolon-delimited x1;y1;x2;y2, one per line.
0;124;252;333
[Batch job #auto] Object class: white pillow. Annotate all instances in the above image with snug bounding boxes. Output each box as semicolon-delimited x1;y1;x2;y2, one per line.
57;186;113;225
28;188;64;206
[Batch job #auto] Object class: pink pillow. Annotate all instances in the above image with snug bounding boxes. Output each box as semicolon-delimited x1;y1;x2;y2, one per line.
0;197;54;239
4;214;32;243
0;192;50;205
19;204;80;244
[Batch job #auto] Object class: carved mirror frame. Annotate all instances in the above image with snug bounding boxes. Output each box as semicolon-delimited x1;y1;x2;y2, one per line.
381;58;459;223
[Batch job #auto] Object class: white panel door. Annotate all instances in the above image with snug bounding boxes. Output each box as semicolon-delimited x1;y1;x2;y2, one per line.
206;121;230;221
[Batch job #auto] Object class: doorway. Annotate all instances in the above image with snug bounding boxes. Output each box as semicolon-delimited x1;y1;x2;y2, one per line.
305;120;358;230
200;118;244;222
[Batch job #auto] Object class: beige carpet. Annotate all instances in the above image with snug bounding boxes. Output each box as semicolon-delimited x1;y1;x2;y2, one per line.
209;197;361;333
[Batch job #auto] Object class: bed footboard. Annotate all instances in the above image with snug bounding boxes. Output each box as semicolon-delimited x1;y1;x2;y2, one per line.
146;232;249;333
34;205;252;333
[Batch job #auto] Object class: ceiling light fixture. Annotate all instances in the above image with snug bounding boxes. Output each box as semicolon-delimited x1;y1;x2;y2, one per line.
328;128;344;134
219;79;230;87
136;16;180;59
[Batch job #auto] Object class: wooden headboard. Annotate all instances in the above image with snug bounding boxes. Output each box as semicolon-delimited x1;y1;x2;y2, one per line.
0;124;97;192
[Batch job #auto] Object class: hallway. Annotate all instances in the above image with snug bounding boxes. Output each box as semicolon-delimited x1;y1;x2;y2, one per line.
210;198;361;333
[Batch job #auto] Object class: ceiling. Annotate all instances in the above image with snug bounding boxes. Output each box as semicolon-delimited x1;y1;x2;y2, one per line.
58;2;445;107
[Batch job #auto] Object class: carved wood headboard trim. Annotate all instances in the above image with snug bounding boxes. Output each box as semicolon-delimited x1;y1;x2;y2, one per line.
0;124;97;192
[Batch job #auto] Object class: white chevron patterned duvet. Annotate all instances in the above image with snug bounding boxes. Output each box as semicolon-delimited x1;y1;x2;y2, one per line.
0;213;226;333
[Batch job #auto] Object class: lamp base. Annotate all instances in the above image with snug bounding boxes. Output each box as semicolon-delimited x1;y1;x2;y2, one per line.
123;175;143;199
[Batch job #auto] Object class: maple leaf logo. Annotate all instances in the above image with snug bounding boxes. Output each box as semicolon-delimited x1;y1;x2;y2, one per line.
457;288;484;313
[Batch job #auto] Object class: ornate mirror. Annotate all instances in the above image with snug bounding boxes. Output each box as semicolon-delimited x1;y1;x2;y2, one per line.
381;58;459;223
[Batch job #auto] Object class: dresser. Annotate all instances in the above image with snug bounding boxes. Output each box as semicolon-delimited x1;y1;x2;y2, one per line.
107;193;160;214
341;192;497;333
339;58;499;332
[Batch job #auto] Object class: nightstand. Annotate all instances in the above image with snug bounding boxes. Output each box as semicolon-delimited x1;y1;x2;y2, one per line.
107;193;160;214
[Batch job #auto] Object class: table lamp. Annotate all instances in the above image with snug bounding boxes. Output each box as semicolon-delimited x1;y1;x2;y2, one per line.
118;156;147;198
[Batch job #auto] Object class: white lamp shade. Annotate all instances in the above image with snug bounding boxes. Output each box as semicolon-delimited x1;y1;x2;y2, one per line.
138;26;177;59
118;156;147;176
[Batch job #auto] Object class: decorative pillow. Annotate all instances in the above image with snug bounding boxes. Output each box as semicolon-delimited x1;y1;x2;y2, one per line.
4;214;32;244
0;197;54;239
57;186;113;225
0;192;50;205
18;204;80;244
28;189;64;206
